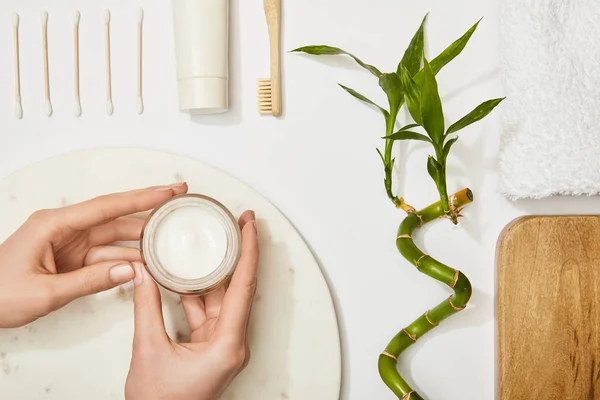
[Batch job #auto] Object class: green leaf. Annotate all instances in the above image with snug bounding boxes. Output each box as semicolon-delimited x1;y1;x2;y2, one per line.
420;59;444;143
338;84;390;118
385;130;432;143
446;97;505;134
414;19;481;85
398;14;427;76
398;66;422;125
376;148;385;164
291;45;382;77
378;73;403;117
400;123;420;130
443;136;458;159
431;19;481;75
427;156;443;185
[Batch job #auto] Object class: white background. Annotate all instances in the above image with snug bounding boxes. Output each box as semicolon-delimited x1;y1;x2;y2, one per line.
1;0;599;399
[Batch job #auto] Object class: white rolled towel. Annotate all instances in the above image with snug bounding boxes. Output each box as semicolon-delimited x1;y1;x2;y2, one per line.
499;0;600;199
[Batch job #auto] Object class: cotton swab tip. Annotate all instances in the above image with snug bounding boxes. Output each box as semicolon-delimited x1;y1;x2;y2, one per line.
74;97;82;117
137;97;144;115
106;100;114;115
12;13;19;28
137;8;144;24
73;10;80;25
45;100;53;117
15;97;22;119
104;9;111;24
41;10;48;26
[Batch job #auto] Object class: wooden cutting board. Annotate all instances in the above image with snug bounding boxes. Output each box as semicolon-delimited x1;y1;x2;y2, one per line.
497;216;600;400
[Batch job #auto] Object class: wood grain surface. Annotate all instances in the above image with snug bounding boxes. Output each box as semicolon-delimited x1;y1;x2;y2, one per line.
497;216;600;400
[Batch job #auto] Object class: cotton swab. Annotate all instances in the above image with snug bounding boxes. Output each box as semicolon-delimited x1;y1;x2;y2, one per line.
41;10;53;117
73;10;81;117
104;9;113;115
137;8;144;115
13;13;22;119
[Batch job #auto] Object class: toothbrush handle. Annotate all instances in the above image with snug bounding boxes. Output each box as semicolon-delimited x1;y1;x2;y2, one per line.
264;0;281;116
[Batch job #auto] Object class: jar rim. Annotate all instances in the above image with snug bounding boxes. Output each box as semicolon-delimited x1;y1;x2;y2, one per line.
140;193;242;296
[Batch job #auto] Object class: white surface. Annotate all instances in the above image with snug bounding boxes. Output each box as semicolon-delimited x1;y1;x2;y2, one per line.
0;148;341;400
0;1;598;399
154;204;228;280
172;0;229;113
498;1;600;199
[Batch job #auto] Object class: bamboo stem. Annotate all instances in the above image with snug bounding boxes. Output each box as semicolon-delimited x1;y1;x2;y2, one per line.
378;188;474;399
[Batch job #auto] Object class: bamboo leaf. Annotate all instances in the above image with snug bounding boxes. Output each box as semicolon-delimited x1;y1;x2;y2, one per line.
399;66;422;125
291;45;382;77
398;14;427;77
427;156;443;184
378;73;403;117
400;123;420;130
446;98;505;135
420;59;444;143
376;148;385;164
385;130;432;143
414;19;481;85
443;136;458;159
338;84;390;118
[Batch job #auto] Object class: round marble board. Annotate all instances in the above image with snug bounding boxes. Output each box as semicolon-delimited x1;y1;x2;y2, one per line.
0;148;341;400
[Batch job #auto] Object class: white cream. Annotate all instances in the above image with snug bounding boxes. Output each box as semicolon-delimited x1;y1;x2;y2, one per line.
154;205;227;280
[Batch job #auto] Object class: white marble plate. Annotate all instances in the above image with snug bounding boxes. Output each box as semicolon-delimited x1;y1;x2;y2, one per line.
0;148;341;400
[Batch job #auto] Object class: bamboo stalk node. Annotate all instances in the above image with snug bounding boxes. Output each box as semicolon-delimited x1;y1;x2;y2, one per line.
403;329;417;342
415;255;426;269
382;350;397;360
401;391;415;400
450;270;460;288
448;296;466;311
425;310;438;326
415;213;424;227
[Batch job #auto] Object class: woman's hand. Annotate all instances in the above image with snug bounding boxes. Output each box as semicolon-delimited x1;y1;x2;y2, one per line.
125;210;259;400
0;183;188;328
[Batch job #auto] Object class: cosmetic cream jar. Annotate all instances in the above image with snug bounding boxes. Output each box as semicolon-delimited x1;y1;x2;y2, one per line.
141;194;241;295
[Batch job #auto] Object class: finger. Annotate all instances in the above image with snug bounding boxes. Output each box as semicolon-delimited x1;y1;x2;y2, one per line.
84;245;142;265
59;183;188;231
217;217;259;339
88;217;145;246
132;262;169;346
238;210;255;230
50;260;135;306
181;296;206;332
204;285;226;320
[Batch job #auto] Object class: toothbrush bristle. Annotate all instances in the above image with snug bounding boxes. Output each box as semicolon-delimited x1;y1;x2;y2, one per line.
257;79;273;113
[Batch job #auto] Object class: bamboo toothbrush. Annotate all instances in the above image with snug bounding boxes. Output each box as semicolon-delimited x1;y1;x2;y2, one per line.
41;10;52;117
13;13;22;119
258;0;282;116
105;9;113;115
137;8;144;115
74;10;81;117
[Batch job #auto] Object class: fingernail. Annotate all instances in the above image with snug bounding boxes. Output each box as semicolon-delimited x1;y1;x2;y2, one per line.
156;182;186;191
109;264;135;284
133;262;144;286
249;210;256;220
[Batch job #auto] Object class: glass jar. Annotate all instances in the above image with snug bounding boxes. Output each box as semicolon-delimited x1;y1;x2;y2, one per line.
141;193;241;295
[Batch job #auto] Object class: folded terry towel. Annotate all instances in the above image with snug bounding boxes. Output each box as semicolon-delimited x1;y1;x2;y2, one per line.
498;1;600;199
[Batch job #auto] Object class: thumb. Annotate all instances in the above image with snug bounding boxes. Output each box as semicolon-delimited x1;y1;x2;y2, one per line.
132;262;169;347
52;260;135;304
